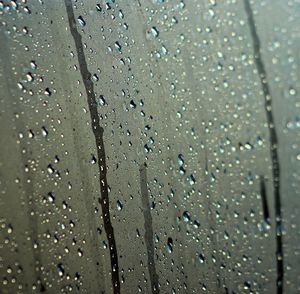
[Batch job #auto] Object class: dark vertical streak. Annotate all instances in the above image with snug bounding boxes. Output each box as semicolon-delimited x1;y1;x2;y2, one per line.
63;1;120;293
139;163;160;294
243;1;283;293
260;176;270;225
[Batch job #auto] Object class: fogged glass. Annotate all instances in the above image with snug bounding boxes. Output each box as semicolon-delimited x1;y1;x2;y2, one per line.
0;1;299;293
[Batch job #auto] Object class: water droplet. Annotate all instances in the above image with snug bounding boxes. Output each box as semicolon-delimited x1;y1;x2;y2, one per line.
167;237;173;253
198;253;205;264
188;174;196;185
96;4;102;12
90;154;97;164
146;27;159;39
116;200;123;211
178;154;184;166
47;192;55;203
77;16;86;27
98;95;107;106
44;88;52;96
183;211;190;222
47;164;55;174
57;263;64;277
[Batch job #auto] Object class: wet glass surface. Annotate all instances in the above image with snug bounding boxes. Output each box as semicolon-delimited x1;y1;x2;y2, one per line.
0;1;299;293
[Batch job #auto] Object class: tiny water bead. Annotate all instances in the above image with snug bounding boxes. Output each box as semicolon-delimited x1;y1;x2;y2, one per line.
167;237;173;253
77;15;86;27
146;27;159;39
116;200;123;211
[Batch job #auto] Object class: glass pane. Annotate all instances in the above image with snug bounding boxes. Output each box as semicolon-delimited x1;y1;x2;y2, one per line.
0;1;299;293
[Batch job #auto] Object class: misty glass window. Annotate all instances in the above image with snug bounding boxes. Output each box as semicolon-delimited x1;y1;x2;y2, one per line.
0;1;299;293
